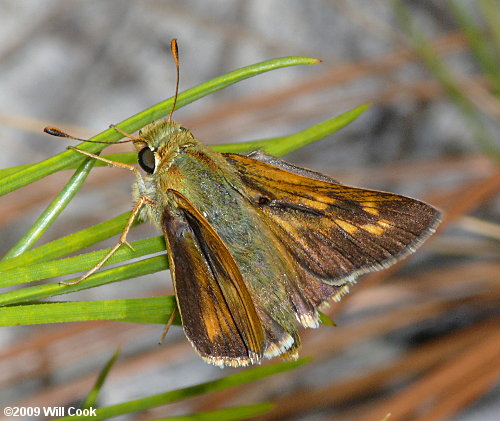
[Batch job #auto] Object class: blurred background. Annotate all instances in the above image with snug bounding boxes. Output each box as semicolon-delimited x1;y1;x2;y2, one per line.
0;0;498;420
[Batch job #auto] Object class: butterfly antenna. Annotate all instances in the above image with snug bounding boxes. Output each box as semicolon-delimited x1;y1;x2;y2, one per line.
43;127;135;144
167;39;180;123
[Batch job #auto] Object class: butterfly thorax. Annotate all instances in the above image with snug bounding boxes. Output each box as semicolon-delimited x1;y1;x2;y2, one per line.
133;119;244;231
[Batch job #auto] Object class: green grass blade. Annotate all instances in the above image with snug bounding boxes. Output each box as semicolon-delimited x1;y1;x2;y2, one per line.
477;0;500;55
449;0;500;95
0;255;168;306
215;103;370;156
0;297;176;326
82;349;120;409
0;162;32;178
0;236;165;288
319;311;337;327
2;158;95;260
395;1;499;157
55;359;309;421
1;104;368;178
0;153;139;178
0;56;319;197
0;212;131;273
150;403;274;421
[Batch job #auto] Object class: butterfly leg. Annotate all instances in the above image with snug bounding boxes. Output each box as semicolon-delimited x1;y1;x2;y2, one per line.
62;193;155;285
62;147;156;285
158;308;177;344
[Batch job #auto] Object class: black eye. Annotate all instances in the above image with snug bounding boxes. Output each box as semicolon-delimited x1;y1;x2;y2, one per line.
138;147;155;174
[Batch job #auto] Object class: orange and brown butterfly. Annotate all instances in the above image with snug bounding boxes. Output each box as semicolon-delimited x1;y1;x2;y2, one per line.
45;40;441;367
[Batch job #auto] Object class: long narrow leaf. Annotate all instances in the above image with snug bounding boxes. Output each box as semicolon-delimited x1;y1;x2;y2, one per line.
55;359;309;421
82;349;121;409
449;0;500;95
1;104;368;176
0;297;176;326
0;212;131;273
0;56;319;196
0;236;165;288
218;103;370;156
395;1;499;157
3;158;95;259
0;255;168;306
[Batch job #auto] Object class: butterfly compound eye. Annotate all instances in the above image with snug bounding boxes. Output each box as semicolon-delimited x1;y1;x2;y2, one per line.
138;147;155;174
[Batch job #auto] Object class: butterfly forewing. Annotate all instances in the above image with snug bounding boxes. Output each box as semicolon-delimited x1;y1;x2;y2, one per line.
162;189;265;367
224;153;441;285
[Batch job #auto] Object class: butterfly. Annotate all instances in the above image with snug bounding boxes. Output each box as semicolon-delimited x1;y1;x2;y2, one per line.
45;40;441;367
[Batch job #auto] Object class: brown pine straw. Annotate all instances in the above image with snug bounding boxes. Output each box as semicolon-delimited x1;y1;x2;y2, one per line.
9;330;191;409
356;328;500;421
413;358;500;421
254;320;499;420
185;31;468;130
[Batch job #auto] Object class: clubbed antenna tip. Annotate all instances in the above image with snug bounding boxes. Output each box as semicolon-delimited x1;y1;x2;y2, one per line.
168;38;180;122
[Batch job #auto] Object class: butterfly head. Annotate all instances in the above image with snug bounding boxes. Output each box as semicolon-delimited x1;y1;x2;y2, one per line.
135;119;196;174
